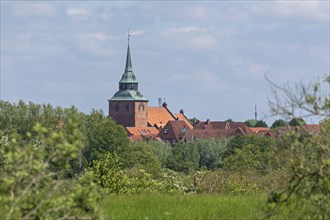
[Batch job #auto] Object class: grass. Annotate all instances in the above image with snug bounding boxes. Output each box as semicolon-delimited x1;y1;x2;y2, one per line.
101;194;266;220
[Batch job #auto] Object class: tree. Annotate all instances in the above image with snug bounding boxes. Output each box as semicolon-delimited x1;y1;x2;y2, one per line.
245;119;257;127
82;110;130;166
255;120;268;127
266;75;330;219
270;119;288;129
0;121;101;219
167;142;200;173
288;117;306;126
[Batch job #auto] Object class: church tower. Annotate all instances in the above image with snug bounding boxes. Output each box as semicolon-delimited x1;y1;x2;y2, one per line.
108;36;148;127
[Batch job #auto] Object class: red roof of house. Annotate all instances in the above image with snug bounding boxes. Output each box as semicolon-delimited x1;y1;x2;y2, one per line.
184;128;244;141
174;113;193;129
250;127;270;134
302;124;320;134
158;120;191;143
148;107;176;128
193;121;254;135
126;127;159;136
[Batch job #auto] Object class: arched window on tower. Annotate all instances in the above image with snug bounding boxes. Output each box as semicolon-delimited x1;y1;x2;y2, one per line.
126;104;129;111
138;103;144;111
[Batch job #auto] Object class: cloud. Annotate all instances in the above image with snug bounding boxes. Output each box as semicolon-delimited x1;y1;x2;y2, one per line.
162;26;206;36
66;8;89;16
129;30;145;36
230;59;269;79
3;33;65;56
251;1;329;22
74;32;117;55
11;2;57;17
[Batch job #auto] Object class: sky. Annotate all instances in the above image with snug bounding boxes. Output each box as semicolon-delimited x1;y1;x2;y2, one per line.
1;1;329;124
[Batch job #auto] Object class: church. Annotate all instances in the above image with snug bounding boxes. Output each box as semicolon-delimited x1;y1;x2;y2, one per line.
107;37;276;142
108;37;193;141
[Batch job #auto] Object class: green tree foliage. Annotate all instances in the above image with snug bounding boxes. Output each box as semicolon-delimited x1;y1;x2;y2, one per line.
82;110;130;166
148;141;172;167
270;119;288;129
189;117;199;125
288;117;306;126
88;152;129;193
0;122;101;219
167;142;200;173
255;120;268;127
266;76;330;219
223;144;268;174
225;135;274;158
126;141;161;175
244;119;257;127
195;138;230;169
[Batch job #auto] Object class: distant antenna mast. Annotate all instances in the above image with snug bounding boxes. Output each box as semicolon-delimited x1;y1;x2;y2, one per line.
158;98;162;107
254;105;258;121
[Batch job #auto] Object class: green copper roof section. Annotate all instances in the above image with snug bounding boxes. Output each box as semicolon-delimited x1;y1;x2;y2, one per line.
109;36;148;102
110;90;147;101
119;44;138;83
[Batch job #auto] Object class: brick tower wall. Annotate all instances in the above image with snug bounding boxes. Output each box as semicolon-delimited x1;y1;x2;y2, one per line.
108;101;148;127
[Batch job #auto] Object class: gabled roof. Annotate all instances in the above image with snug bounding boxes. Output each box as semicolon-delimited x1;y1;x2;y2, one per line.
227;122;254;135
148;107;176;128
193;121;254;135
174;113;193;129
126;127;160;142
126;127;159;136
158;120;191;142
184;128;244;141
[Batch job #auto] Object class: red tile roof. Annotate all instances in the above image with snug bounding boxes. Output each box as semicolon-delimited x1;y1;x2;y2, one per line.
184;128;244;140
193;121;254;135
148;107;176;128
250;127;270;134
126;127;159;136
158;120;191;143
174;113;193;129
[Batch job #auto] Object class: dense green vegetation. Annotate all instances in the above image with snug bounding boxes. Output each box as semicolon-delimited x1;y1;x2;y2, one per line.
1;76;329;219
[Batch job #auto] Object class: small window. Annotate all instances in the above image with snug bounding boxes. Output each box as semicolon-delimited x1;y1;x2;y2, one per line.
115;105;119;112
164;128;170;134
126;104;129;111
138;103;145;111
180;128;187;134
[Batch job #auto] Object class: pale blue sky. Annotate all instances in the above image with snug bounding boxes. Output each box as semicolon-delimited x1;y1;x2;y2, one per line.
1;1;329;124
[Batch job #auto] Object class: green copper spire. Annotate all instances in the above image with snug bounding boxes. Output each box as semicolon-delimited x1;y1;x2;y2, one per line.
119;33;138;83
109;34;147;102
125;34;133;72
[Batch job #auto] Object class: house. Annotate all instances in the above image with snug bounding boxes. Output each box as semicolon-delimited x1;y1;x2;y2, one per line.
125;127;160;141
147;103;177;129
158;120;191;143
193;120;254;135
174;109;194;129
184;128;245;141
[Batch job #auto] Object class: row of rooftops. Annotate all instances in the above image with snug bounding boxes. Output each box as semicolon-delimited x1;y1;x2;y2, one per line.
125;103;321;142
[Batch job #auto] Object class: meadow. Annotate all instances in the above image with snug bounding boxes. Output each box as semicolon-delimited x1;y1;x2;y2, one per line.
101;194;266;220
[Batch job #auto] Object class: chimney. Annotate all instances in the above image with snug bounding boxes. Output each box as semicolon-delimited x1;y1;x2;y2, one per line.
180;109;184;114
162;102;167;108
